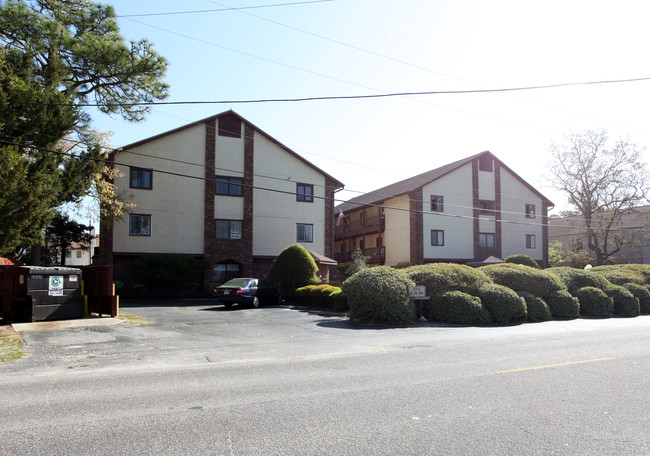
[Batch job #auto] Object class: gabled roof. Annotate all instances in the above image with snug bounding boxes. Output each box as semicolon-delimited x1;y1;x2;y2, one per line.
337;151;553;212
116;110;344;190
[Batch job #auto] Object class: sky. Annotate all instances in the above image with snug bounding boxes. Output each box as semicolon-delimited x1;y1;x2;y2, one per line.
89;0;650;217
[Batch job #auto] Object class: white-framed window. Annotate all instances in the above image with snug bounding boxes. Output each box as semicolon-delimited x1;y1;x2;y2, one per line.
526;234;536;249
430;195;444;212
297;224;313;243
216;220;242;239
297;183;314;202
129;214;151;236
479;233;495;248
431;230;444;246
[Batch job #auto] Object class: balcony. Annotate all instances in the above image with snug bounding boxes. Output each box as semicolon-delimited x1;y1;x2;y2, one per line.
334;247;385;264
335;215;384;238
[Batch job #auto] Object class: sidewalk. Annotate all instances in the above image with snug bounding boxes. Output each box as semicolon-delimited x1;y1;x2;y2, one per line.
12;317;123;332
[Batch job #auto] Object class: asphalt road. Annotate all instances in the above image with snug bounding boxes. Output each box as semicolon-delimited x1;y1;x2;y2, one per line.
1;301;649;455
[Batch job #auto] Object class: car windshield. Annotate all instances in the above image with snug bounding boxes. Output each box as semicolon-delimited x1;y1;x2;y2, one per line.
220;278;252;288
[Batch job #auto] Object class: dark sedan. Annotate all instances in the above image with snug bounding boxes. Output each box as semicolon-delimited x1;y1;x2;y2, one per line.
213;278;281;309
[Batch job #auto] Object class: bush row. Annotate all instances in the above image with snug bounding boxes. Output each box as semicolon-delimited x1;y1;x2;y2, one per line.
295;284;349;312
340;260;650;325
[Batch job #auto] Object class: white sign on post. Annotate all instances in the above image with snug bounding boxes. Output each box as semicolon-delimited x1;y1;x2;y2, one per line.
408;286;427;299
49;276;64;296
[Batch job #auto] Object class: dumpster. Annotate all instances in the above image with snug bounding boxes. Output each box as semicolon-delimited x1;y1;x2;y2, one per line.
0;266;84;322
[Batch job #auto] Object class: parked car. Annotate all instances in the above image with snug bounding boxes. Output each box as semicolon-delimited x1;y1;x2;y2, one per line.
213;278;281;309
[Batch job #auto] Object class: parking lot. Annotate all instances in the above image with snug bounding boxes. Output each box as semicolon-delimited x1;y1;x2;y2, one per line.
2;302;649;455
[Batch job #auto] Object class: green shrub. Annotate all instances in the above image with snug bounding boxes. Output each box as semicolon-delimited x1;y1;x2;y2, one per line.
545;290;580;319
505;254;540;269
328;289;349;312
132;254;209;297
342;266;415;324
547;267;611;296
477;284;527;324
481;263;565;298
406;263;491;296
622;283;650;314
617;264;650;285
518;292;553;322
576;287;614;317
589;265;645;286
296;284;339;308
425;291;491;325
604;285;640;317
265;244;320;288
393;261;411;269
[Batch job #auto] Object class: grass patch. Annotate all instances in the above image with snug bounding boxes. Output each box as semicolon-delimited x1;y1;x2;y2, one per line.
118;313;152;326
0;325;25;363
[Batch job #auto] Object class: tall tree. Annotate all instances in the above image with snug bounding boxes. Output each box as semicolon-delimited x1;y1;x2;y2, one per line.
44;212;93;266
0;0;168;257
548;129;649;265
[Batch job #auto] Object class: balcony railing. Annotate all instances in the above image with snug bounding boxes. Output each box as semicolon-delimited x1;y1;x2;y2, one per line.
335;215;384;238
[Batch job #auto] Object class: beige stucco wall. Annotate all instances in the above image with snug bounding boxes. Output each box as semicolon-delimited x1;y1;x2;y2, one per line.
251;132;327;257
384;196;411;265
421;163;474;260
500;168;544;260
113;124;206;255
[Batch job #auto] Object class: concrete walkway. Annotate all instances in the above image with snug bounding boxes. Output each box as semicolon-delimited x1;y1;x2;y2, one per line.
12;317;123;332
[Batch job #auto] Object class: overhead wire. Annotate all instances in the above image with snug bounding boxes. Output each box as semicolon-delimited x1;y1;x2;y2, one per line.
4;138;648;235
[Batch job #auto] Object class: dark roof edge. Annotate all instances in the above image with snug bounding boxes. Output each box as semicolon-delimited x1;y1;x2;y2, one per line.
116;110;344;190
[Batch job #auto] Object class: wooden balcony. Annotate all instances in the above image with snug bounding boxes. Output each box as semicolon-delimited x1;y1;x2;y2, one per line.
335;215;384;239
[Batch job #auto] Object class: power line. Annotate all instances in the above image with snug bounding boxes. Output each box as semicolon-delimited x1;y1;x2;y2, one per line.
5;139;648;235
0;124;561;220
116;1;333;18
5;76;649;109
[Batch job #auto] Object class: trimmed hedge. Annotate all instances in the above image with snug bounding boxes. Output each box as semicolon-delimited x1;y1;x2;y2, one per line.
328;289;349;312
481;263;566;299
547;267;611;296
622;283;650;314
545;290;580;319
477;284;527;324
406;263;492;295
604;285;640;317
265;243;320;287
342;266;415;324
591;264;650;286
576;287;614;318
518;292;553;322
426;291;492;325
505;254;540;269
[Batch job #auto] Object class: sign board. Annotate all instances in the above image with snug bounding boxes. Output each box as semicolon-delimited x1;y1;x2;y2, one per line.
49;275;64;296
408;286;427;299
230;229;242;240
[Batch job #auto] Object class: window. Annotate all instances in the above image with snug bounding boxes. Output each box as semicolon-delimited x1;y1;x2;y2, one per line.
526;204;536;219
129;214;151;236
479;154;493;172
213;263;240;283
479;233;495;248
526;234;536;249
66;251;71;258
297;224;313;243
216;220;242;239
218;114;241;138
216;177;243;196
130;167;152;189
431;230;444;246
76;251;82;258
297;183;314;202
479;200;495;214
430;195;444;212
